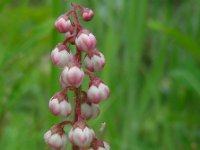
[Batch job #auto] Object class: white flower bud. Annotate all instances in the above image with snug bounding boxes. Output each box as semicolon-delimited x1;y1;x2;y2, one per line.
44;130;67;149
49;92;72;117
81;8;94;21
51;44;73;68
81;103;100;120
68;125;94;148
75;29;96;51
61;66;84;87
84;52;105;72
55;16;74;33
87;82;110;104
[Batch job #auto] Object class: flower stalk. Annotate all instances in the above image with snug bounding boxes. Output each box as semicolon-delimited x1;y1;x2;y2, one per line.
44;3;110;150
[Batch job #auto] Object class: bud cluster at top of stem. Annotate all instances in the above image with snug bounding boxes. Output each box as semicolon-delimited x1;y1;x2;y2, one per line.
44;3;110;150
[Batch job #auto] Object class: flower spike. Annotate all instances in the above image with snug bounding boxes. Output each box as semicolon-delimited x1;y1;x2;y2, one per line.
44;3;110;150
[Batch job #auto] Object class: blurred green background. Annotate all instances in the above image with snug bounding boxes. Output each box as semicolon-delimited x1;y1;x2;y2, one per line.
1;0;200;149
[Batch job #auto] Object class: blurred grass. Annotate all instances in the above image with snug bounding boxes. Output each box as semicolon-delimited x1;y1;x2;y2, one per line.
1;0;200;150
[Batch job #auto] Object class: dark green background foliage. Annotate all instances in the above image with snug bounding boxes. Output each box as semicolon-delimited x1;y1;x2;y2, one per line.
0;0;200;149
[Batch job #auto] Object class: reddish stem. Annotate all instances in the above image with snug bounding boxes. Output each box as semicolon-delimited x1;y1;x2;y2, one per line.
74;87;82;122
57;120;74;128
62;32;76;45
84;70;98;80
74;47;82;123
72;145;79;150
72;3;83;30
64;10;74;17
63;4;91;150
60;86;75;94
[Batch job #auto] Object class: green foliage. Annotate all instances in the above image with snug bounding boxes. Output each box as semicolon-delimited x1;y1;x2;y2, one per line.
0;0;200;149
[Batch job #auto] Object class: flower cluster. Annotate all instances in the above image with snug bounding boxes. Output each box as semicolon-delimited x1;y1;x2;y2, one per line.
44;3;110;150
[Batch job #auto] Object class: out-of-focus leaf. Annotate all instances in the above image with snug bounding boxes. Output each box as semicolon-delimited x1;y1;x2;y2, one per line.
170;68;200;95
148;20;200;60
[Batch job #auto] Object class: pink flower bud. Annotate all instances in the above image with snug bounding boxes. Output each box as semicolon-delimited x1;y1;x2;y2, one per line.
51;44;73;68
55;15;73;33
44;129;67;149
84;52;105;72
75;29;96;51
49;92;72;117
81;103;100;120
68;123;94;148
61;66;84;87
87;81;110;104
81;8;94;21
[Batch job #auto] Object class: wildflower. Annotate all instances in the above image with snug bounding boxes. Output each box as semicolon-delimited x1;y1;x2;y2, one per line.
49;92;72;117
69;122;94;148
84;51;105;72
51;44;73;68
75;29;96;51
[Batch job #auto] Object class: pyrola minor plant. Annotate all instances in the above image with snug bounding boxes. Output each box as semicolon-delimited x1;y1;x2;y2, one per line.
44;3;110;150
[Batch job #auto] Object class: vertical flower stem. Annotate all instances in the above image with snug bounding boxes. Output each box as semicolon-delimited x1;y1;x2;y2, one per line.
73;49;82;150
74;49;82;122
74;86;82;122
72;145;79;150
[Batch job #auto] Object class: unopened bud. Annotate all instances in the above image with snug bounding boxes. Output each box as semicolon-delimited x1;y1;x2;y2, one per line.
49;92;72;117
55;15;74;33
75;29;96;51
84;51;105;72
82;8;94;21
44;127;67;149
68;122;94;148
51;44;73;68
87;80;110;104
81;103;100;120
61;65;84;87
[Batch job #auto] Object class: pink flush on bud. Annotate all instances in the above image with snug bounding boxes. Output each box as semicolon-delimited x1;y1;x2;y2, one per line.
51;45;73;68
75;29;96;51
61;66;84;87
44;130;67;149
82;8;94;21
68;125;94;148
87;82;110;104
55;16;73;33
84;52;105;72
49;93;72;117
81;103;100;120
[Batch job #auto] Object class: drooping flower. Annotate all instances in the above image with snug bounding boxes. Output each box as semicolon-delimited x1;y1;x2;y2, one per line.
75;29;96;51
51;44;73;68
44;126;67;149
81;8;94;21
68;122;94;148
81;102;100;120
84;51;105;72
55;15;74;33
49;92;72;117
87;80;110;104
61;65;84;87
